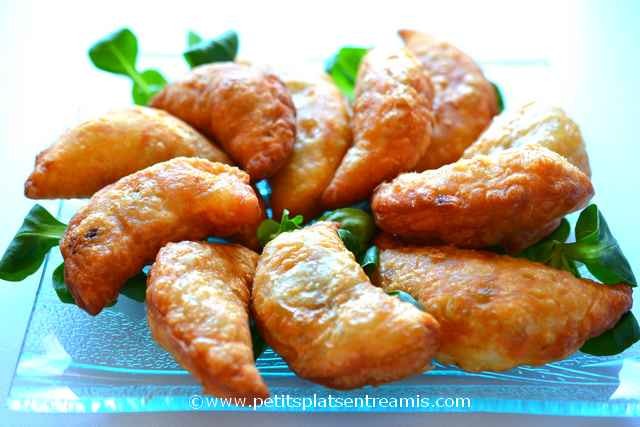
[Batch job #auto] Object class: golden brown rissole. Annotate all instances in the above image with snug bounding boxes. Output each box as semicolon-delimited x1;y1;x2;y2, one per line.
60;157;262;315
270;75;352;218
372;145;594;252
25;106;231;199
462;101;591;175
372;240;633;371
151;62;296;180
322;48;434;207
147;241;268;400
252;222;440;389
399;29;498;171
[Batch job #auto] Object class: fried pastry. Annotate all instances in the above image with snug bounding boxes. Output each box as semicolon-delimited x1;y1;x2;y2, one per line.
372;145;594;252
252;222;440;389
61;157;262;315
399;30;498;170
150;63;296;180
462;101;591;175
25;106;230;199
321;48;434;207
270;75;352;218
147;241;268;399
372;241;633;371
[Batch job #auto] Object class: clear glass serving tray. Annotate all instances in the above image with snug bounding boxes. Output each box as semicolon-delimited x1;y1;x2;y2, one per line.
6;199;640;416
7;61;640;416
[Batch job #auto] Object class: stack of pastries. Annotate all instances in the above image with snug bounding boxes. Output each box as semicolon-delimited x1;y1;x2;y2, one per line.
24;30;632;401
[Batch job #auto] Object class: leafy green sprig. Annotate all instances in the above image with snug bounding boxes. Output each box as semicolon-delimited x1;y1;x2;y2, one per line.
250;318;267;360
580;312;640;356
0;205;65;281
89;28;167;105
359;246;380;277
89;28;239;105
53;261;147;306
256;209;304;247
184;30;238;68
491;82;505;113
187;31;203;47
318;208;375;255
318;208;379;277
519;205;636;286
518;204;638;355
325;47;368;100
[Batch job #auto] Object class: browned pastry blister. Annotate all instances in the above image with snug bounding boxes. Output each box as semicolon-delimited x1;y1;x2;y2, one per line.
372;145;594;252
25;106;231;199
322;48;434;207
399;29;498;171
151;62;296;180
372;240;633;371
252;222;440;389
60;157;262;315
147;241;268;400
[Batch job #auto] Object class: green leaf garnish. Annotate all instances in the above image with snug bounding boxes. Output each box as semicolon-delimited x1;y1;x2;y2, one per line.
52;262;75;304
325;46;368;100
0;205;66;281
250;318;267;360
386;290;424;311
119;270;148;302
580;312;640;356
359;245;379;277
52;262;116;307
547;217;572;243
89;28;138;75
519;205;635;286
337;229;360;254
565;205;636;286
257;209;304;247
52;262;144;306
519;218;579;276
187;31;203;47
491;82;505;113
131;70;167;106
319;207;375;256
88;28;167;105
183;30;239;68
518;204;638;355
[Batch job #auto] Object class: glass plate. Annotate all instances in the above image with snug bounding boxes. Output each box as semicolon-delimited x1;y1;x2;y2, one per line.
7;61;640;416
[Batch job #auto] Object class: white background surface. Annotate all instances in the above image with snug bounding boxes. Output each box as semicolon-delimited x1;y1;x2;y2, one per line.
0;0;638;425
